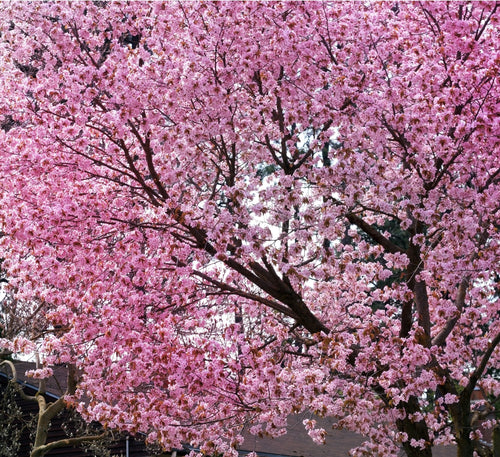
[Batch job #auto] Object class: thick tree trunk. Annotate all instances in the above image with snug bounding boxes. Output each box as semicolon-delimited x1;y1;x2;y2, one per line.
449;395;474;457
455;435;475;457
396;396;433;457
493;424;500;457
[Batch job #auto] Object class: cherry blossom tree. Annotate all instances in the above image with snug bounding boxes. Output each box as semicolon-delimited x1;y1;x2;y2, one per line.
0;2;499;456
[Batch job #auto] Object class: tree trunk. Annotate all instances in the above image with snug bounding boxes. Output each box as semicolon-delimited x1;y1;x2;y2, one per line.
493;424;500;457
448;394;474;457
396;395;433;457
455;435;475;457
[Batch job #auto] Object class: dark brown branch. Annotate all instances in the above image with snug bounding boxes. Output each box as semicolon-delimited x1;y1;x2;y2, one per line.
432;277;468;347
474;3;499;41
117;137;162;206
480;167;500;192
264;133;285;170
406;242;431;340
181;223;328;334
424;148;463;191
346;213;405;254
319;34;338;65
127;121;169;200
192;269;300;320
463;330;500;398
55;135;138;184
432;229;488;346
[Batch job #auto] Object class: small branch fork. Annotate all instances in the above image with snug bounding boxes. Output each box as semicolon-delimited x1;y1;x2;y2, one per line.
1;361;109;457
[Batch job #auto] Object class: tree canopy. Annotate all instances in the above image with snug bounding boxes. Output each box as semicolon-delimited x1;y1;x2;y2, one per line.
0;2;499;456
